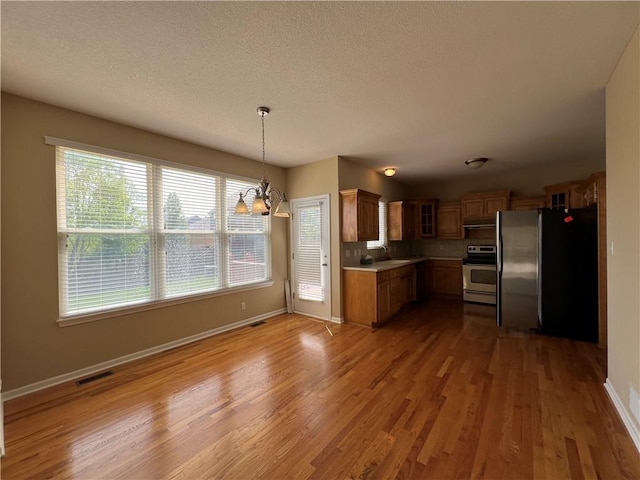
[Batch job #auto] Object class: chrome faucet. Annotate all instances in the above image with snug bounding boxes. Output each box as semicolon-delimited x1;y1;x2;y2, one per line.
379;245;392;261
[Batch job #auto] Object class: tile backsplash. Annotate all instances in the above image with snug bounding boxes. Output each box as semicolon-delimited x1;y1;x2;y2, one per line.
341;241;414;267
340;237;495;266
414;238;495;258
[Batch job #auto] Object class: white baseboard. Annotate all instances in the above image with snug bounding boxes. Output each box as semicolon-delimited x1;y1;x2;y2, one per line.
330;316;344;324
292;310;338;323
604;379;640;454
3;309;286;402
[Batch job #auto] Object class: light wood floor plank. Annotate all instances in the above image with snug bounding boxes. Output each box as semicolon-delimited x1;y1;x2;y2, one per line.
2;300;639;479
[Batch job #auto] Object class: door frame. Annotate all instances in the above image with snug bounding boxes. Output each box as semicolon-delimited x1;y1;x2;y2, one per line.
289;194;331;321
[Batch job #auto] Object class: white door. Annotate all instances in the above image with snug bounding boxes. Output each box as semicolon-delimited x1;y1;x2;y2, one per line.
291;195;331;320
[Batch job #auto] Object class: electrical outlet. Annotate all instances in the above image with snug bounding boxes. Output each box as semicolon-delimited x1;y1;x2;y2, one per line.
346;250;351;257
241;302;246;311
610;241;615;256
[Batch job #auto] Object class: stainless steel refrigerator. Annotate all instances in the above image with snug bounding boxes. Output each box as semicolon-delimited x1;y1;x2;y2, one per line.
496;207;598;343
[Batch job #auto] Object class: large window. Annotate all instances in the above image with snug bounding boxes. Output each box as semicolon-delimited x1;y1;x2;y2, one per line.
54;142;270;319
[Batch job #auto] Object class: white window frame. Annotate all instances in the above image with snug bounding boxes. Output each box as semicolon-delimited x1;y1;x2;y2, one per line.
47;136;272;325
367;199;388;250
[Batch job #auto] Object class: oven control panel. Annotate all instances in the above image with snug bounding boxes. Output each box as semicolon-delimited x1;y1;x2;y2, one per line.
467;245;496;255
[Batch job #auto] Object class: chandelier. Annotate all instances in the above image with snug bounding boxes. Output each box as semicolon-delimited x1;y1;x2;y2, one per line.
234;107;290;217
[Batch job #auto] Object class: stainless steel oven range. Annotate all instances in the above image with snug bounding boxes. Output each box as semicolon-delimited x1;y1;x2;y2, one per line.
462;245;497;305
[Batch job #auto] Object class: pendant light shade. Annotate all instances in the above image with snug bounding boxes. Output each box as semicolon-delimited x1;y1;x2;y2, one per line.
234;193;249;214
274;194;291;217
251;196;268;214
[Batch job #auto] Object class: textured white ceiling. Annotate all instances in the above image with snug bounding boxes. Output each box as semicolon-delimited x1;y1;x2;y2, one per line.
2;2;638;183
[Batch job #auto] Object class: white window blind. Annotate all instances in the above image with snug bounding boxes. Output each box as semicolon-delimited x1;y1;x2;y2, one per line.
367;200;387;249
161;167;219;298
54;143;270;319
296;204;323;302
225;178;269;287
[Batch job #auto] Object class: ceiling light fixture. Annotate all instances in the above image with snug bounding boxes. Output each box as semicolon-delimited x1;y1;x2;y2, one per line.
235;107;290;218
383;167;396;177
465;157;489;170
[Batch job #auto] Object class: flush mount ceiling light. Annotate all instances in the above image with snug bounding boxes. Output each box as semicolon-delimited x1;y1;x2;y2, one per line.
465;157;489;170
384;167;396;177
234;107;290;218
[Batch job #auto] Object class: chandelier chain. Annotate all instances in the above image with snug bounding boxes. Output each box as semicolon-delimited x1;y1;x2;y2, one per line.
261;113;266;178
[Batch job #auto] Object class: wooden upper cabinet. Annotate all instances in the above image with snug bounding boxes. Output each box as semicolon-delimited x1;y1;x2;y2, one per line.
461;190;510;221
340;189;381;242
417;199;438;238
462;198;484;219
575;172;605;208
388;201;417;241
544;182;582;210
437;202;463;239
510;196;546;211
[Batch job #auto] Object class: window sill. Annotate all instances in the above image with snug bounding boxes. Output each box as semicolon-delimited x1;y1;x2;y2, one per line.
57;280;275;327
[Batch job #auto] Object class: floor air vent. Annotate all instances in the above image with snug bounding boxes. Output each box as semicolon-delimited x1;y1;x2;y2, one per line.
250;321;266;327
76;370;113;385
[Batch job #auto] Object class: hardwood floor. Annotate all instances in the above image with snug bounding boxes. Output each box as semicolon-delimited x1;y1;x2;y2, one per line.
2;299;639;479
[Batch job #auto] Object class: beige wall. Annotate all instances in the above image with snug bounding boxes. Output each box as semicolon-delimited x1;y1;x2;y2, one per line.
286;157;340;320
1;94;289;391
337;157;410;200
411;160;605;202
605;27;640;432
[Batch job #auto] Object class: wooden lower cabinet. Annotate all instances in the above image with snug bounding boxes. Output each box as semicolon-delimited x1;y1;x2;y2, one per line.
427;259;463;298
343;264;416;327
377;279;392;324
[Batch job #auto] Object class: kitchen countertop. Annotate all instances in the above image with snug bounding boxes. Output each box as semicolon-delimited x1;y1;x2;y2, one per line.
343;257;428;272
343;256;464;272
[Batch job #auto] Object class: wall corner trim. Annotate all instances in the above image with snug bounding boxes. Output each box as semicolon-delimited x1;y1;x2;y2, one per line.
604;378;640;454
3;308;286;402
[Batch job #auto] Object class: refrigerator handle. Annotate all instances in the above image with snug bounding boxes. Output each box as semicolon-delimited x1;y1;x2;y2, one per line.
496;215;502;275
496;212;502;326
537;212;542;328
